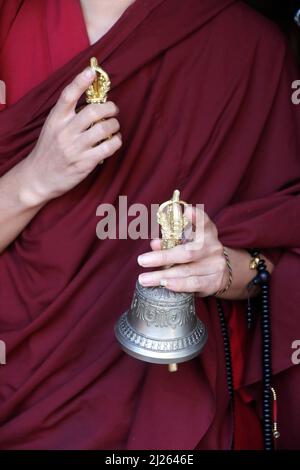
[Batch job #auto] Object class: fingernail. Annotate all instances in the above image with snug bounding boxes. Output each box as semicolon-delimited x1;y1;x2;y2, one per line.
138;254;152;267
160;279;168;287
139;274;154;286
84;67;95;78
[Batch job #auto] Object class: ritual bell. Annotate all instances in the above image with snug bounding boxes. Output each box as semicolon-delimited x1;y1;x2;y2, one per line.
114;190;208;372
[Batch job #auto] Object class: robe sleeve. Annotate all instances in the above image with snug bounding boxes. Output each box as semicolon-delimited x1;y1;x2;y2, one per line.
214;39;300;253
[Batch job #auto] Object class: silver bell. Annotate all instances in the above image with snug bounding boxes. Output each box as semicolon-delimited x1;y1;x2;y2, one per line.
115;190;208;371
115;281;207;370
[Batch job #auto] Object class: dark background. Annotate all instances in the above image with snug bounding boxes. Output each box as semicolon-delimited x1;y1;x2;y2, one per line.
245;0;300;67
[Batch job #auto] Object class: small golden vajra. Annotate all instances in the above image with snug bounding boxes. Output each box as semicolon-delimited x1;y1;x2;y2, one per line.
157;190;189;250
85;58;112;162
85;57;111;104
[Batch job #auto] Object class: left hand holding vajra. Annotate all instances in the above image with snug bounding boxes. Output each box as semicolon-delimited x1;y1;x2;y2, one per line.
138;206;230;296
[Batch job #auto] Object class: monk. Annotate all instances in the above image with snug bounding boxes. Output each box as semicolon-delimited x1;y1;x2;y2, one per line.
0;0;299;450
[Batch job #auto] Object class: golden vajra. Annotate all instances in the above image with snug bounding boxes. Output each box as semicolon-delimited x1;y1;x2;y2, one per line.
157;190;188;250
85;57;111;104
85;58;112;162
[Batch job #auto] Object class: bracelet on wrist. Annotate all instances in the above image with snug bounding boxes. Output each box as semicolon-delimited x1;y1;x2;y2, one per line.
214;247;233;297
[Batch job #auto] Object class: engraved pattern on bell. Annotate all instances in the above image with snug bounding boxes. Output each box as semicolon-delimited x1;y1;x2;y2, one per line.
114;282;208;365
131;284;195;329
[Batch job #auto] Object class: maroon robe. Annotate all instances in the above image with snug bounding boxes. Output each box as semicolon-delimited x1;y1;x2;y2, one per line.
0;0;299;449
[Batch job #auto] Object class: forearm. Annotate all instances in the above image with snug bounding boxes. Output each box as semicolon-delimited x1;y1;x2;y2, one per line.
0;158;46;254
217;247;274;300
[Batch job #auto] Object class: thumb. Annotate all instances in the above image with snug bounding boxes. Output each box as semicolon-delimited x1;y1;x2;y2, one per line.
55;67;96;115
150;239;162;251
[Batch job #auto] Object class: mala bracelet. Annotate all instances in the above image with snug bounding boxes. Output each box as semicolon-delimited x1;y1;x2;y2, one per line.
246;250;271;329
217;248;278;450
216;249;279;450
247;249;278;450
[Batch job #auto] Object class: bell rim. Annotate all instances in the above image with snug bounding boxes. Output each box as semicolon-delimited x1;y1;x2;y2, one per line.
115;342;207;365
114;311;208;365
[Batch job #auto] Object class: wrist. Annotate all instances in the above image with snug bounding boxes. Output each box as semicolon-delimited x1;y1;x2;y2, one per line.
16;156;50;209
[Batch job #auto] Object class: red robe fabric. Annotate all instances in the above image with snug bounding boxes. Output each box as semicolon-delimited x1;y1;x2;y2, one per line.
0;0;300;450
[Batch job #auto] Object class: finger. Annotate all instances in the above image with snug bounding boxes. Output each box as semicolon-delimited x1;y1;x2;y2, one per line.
84;132;122;165
185;205;208;226
55;68;96;115
150;239;162;251
139;264;194;287
188;205;218;244
159;276;208;294
79;118;120;149
184;206;209;244
137;244;197;268
138;255;225;287
74;101;119;132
